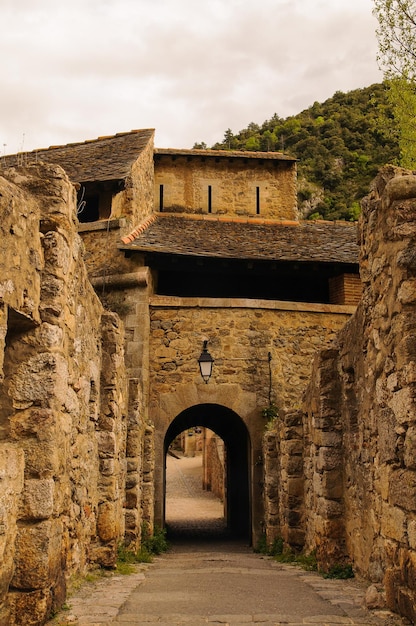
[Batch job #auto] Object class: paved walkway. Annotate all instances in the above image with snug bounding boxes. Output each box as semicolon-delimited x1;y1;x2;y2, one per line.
48;455;407;626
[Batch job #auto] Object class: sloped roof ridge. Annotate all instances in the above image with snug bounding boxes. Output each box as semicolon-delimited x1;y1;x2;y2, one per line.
121;214;158;244
30;128;155;155
1;129;155;184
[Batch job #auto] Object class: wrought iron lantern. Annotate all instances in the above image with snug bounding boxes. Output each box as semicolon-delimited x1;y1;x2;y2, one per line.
198;340;214;383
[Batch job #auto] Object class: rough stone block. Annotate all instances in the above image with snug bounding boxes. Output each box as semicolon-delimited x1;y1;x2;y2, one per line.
19;479;54;520
287;456;303;475
408;520;416;550
397;587;416;623
312;430;342;447
316;497;343;519
125;489;139;509
320;470;343;500
389;469;416;511
99;458;115;476
286;477;304;497
97;501;117;542
91;543;117;569
280;440;303;455
42;231;71;274
402;550;416;591
404;426;416;470
378;407;398;465
389;387;414;424
125;509;139;530
316;447;341;471
12;520;62;589
381;503;406;542
0;606;11;626
9;353;68;409
21;440;61;477
96;431;116;457
8;589;50;626
286;527;305;547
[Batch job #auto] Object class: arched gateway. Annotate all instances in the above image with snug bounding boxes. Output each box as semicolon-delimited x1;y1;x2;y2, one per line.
151;383;265;546
164;404;250;539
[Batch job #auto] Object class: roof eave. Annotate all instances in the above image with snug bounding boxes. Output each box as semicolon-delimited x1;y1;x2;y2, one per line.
117;244;358;265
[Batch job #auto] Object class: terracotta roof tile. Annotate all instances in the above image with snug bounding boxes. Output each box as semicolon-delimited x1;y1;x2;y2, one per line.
1;129;154;183
119;213;358;264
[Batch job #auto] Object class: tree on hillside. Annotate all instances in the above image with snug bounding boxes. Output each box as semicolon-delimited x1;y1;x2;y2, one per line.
373;0;416;166
208;84;398;221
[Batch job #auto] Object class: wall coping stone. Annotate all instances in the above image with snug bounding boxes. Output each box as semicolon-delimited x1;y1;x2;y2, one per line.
149;295;356;314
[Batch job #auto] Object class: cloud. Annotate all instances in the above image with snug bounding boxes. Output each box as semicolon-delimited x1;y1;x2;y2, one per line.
0;0;382;153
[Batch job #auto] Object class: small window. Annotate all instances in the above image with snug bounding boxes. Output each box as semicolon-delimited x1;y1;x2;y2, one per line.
77;184;112;223
159;184;164;211
208;185;212;213
78;194;99;222
256;187;260;215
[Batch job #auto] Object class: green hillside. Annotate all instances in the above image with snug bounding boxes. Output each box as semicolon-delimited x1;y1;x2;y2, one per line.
196;83;399;221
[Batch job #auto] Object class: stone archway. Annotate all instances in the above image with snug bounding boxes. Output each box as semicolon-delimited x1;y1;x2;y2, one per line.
151;382;265;546
164;404;251;540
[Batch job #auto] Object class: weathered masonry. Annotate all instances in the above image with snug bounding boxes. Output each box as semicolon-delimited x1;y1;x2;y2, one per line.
10;128;414;626
0;163;128;625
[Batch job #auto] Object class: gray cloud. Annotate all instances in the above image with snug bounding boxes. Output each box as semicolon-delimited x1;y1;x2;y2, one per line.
0;0;382;153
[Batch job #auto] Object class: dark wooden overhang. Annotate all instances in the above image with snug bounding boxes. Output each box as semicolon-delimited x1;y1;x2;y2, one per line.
119;214;358;264
120;215;359;303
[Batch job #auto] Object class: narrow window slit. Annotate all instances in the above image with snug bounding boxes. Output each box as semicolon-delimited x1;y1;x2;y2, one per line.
159;184;164;211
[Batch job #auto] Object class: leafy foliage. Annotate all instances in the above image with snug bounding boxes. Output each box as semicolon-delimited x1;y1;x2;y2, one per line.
140;523;169;557
197;83;399;221
262;403;279;422
373;1;416;167
322;563;354;579
117;524;169;568
373;0;416;81
254;535;318;571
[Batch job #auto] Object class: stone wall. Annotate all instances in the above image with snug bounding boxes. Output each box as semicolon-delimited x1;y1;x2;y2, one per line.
204;431;225;501
299;166;416;623
154;154;298;220
148;296;352;539
148;297;351;411
76;134;154;281
0;164;128;625
263;409;305;549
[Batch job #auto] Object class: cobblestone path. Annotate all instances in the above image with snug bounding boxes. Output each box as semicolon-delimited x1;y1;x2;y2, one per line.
48;455;407;626
165;452;228;540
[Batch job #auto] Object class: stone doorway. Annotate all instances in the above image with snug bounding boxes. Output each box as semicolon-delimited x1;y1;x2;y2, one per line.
163;404;251;542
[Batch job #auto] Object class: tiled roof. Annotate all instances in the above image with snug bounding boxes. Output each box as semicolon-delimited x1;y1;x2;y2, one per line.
154;148;296;162
120;214;359;264
1;129;154;182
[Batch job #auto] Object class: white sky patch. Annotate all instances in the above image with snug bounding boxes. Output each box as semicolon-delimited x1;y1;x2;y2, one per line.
0;0;382;153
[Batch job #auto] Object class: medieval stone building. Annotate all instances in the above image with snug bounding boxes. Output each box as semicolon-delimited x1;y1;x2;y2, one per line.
1;130;414;623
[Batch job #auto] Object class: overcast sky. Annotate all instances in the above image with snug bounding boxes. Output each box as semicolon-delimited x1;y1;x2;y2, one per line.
1;0;382;154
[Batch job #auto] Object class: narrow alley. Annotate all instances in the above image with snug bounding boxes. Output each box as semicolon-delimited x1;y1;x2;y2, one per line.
48;455;406;626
